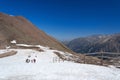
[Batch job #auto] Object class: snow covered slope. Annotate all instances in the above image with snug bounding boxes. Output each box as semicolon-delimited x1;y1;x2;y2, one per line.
0;45;120;80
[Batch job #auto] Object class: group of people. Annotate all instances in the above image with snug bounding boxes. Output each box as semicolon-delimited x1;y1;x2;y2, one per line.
25;55;37;63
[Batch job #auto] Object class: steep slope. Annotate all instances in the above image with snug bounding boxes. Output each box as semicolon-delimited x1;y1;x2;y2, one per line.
0;13;71;52
63;34;120;53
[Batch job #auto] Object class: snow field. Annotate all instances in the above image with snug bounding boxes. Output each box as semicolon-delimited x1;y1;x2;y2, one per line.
0;46;120;80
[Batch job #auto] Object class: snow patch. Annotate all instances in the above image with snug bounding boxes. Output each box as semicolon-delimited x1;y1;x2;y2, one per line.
10;40;17;44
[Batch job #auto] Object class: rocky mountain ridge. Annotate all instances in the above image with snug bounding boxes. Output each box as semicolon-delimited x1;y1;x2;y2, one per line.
0;13;71;53
63;33;120;53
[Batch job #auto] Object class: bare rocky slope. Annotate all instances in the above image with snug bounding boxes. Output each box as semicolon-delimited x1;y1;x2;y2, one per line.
0;13;71;52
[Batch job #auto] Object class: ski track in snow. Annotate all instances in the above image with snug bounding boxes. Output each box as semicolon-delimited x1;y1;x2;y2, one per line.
0;46;120;80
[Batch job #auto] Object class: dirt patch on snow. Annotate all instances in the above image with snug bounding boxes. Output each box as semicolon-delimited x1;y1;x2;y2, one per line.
0;50;17;58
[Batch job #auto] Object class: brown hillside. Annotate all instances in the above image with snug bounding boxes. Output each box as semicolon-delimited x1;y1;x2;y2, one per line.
0;13;71;52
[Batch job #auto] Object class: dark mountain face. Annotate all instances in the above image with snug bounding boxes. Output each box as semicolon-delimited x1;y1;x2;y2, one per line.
0;13;71;52
63;34;120;53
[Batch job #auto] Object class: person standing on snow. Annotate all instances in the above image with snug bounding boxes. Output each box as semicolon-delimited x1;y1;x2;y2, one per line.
25;55;31;63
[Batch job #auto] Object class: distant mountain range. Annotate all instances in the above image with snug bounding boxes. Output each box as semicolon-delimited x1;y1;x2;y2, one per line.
62;34;120;53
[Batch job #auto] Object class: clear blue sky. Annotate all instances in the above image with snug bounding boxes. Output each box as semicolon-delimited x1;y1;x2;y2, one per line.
0;0;120;40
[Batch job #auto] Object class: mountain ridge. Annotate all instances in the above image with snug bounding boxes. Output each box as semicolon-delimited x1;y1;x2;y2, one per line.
62;33;120;53
0;13;71;53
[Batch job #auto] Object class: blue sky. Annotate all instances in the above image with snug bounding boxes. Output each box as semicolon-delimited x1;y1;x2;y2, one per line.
0;0;120;40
